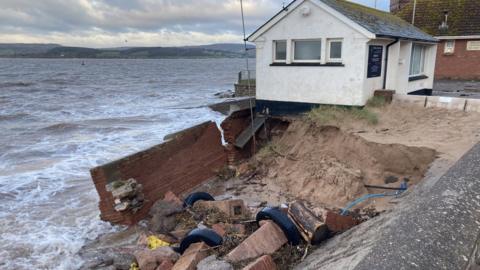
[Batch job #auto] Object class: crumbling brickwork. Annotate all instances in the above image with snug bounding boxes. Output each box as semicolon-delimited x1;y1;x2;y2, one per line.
90;121;227;225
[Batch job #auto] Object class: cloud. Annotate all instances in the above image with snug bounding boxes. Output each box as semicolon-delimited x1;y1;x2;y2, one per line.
0;0;390;47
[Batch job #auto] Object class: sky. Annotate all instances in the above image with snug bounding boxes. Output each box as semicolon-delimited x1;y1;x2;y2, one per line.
0;0;391;48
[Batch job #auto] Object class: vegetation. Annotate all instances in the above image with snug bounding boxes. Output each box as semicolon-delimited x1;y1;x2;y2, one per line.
0;43;256;59
306;104;379;126
366;96;386;108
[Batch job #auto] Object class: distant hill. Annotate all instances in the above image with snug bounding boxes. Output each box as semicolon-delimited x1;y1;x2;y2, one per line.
0;43;255;59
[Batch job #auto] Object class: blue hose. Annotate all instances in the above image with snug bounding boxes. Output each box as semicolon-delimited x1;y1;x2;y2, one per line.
340;182;408;215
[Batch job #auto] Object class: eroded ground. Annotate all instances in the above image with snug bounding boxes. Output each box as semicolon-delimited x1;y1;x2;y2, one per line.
202;103;480;214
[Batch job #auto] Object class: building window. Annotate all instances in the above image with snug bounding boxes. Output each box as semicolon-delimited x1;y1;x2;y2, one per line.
273;40;287;62
293;40;321;62
409;44;426;76
444;40;455;54
327;39;343;62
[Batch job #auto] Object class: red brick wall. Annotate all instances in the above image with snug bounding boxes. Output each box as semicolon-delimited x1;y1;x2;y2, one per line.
90;121;227;225
221;109;256;164
435;39;480;80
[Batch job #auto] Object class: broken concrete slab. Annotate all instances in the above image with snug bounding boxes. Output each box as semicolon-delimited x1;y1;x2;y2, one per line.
195;199;247;219
466;99;480;113
243;255;277;270
392;94;426;107
426;96;467;110
172;242;209;270
225;221;287;263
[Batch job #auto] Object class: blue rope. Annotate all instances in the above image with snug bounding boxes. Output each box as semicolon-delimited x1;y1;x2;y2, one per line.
340;182;408;215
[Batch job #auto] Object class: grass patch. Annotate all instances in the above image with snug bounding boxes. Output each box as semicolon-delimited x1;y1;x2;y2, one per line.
306;105;379;125
366;96;386;108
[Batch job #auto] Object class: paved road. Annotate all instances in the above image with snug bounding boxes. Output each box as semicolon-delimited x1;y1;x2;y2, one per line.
434;80;480;99
297;142;480;270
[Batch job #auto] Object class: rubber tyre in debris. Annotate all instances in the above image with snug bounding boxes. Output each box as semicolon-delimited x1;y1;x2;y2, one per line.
176;228;223;254
256;207;301;246
183;192;215;207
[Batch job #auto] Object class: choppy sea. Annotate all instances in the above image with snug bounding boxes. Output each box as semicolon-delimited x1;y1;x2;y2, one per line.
0;58;248;269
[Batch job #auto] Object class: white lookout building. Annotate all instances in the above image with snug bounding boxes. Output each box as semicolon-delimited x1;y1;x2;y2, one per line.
247;0;438;114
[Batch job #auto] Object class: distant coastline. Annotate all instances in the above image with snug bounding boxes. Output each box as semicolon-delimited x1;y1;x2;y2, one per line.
0;43;255;59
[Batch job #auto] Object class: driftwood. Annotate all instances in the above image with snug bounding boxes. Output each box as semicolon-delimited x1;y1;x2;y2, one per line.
288;201;328;244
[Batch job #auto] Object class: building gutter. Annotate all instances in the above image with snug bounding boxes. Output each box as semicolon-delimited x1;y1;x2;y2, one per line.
383;38;400;90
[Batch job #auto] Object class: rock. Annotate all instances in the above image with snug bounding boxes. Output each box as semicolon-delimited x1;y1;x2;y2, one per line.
163;191;183;206
197;255;233;270
113;253;136;270
214;90;235;98
149;214;177;233
172;242;208;270
225;221;287;263
149;200;183;217
384;175;399;184
195;199;247;219
242;255;277;270
134;247;179;270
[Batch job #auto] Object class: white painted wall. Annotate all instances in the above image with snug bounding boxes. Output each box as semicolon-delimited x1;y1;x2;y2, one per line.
388;41;437;94
254;0;369;106
253;0;437;106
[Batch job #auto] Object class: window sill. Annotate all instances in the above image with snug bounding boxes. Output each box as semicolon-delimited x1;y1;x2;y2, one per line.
408;75;428;81
270;62;344;67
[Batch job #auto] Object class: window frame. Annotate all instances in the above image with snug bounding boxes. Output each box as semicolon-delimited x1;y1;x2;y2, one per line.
292;39;322;63
273;40;287;63
444;40;455;54
409;44;427;77
327;38;343;63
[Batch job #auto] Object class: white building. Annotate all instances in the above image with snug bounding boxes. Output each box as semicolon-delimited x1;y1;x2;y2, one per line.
248;0;438;114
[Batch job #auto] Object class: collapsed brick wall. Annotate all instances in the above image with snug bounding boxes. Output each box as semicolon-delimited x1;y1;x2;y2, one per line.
221;109;256;164
90;121;227;225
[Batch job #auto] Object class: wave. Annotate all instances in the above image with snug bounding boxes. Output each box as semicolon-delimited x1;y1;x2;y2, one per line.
0;113;30;122
0;82;35;88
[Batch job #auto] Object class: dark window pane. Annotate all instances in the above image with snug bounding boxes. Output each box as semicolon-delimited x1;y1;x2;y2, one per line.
275;41;286;60
330;41;342;59
294;40;321;60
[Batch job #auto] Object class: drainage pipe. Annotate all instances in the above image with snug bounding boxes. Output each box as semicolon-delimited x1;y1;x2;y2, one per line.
383;38;400;90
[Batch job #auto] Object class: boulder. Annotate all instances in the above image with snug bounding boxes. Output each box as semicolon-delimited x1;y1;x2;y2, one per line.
149;214;177;233
149;200;183;217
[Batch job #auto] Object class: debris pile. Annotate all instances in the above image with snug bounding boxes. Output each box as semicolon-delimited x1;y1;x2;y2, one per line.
81;189;370;270
106;178;144;213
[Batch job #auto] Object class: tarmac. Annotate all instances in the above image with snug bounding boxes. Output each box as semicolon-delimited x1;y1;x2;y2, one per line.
297;142;480;270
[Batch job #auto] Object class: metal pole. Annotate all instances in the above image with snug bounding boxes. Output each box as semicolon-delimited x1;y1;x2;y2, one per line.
240;0;256;154
412;0;417;25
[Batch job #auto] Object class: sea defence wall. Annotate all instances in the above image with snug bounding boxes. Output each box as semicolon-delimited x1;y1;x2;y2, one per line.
393;94;480;112
90;121;228;225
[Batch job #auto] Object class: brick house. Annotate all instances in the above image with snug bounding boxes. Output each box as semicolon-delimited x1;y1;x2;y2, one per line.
392;0;480;80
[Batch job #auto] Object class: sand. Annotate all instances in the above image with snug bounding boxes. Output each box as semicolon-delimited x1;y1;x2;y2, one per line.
222;103;480;211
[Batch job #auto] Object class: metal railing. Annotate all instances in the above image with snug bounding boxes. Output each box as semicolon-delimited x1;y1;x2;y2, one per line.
238;70;256;85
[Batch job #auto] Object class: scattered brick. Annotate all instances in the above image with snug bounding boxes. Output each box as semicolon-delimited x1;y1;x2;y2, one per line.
322;211;359;233
212;223;246;237
242;255;277;270
172;242;208;270
225;221;287;263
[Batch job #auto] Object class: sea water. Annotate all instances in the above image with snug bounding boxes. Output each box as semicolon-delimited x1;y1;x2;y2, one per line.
0;58;248;269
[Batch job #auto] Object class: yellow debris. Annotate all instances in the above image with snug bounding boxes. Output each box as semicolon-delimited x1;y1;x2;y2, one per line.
147;235;170;250
129;262;139;270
